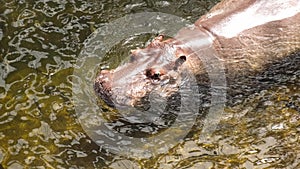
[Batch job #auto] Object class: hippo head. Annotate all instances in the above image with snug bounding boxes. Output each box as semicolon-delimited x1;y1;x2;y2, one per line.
94;35;189;109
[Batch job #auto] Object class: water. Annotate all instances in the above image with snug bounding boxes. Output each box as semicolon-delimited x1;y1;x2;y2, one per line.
0;0;299;168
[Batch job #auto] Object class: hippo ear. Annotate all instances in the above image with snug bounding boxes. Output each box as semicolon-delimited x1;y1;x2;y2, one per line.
174;55;186;70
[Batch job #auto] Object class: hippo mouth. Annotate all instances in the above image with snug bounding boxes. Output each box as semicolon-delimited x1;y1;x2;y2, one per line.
94;70;115;107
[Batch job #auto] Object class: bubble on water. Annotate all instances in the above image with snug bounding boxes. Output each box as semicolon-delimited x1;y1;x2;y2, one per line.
109;159;141;169
0;29;3;41
7;161;24;169
0;147;5;163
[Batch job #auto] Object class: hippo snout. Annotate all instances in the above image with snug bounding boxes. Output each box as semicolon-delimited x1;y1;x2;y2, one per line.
94;67;184;109
94;68;153;108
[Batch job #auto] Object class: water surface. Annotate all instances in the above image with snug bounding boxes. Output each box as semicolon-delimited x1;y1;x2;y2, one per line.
0;0;299;168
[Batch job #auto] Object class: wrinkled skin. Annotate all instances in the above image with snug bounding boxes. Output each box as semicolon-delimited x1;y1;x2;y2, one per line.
94;35;188;108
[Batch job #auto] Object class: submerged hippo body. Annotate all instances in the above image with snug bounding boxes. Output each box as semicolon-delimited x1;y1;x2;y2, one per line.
95;0;300;108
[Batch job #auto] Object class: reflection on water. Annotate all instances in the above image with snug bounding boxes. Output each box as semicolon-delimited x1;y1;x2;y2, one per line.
157;84;299;169
0;0;299;168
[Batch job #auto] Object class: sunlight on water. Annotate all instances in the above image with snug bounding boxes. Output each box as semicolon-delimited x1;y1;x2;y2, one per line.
0;0;299;168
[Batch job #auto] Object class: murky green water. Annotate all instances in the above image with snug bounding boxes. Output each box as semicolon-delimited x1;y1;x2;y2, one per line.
0;0;299;168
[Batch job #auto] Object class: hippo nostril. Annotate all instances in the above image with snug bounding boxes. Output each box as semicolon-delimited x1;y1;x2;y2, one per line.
145;68;163;81
145;68;152;78
153;72;160;79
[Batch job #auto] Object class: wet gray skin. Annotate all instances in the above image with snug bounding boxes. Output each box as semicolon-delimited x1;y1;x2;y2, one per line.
94;35;187;109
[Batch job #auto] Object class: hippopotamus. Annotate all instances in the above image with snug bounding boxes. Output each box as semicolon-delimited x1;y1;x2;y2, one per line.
94;0;300;108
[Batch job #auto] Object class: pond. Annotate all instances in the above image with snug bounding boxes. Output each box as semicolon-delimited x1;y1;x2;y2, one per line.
0;0;299;168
